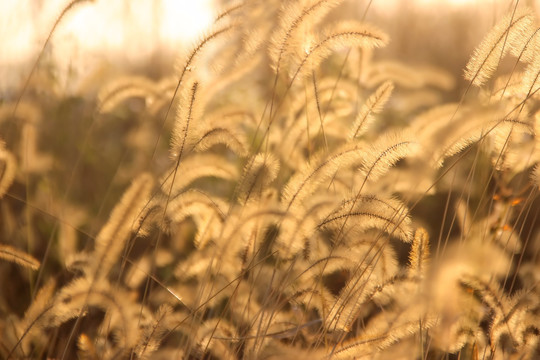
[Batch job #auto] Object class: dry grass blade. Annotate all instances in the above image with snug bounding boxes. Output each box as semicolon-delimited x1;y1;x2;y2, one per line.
174;24;234;90
464;9;535;86
329;308;437;359
270;0;344;73
324;264;377;332
237;153;280;203
408;228;429;277
0;145;16;198
191;126;248;157
532;164;540;188
520;57;540;97
358;131;419;183
460;275;518;349
214;0;245;23
51;277;140;350
97;76;159;113
167;190;226;249
160;154;239;194
318;196;412;242
0;244;40;270
281;142;365;209
350;81;394;139
91;173;154;279
291;21;389;81
171;80;201;161
135;304;173;359
6;280;56;358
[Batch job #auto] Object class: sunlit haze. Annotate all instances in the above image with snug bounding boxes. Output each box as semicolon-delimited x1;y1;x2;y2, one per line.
0;0;214;94
1;0;538;94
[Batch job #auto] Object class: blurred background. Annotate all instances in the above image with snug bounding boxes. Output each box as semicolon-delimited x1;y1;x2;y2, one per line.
1;0;540;96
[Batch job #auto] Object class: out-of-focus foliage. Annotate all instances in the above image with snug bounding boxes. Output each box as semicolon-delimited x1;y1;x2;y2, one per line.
1;1;539;359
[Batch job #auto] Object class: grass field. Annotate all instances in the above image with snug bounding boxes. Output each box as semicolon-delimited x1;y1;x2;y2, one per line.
1;1;539;359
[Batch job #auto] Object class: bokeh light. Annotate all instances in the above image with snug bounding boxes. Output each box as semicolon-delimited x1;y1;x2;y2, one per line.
0;0;214;94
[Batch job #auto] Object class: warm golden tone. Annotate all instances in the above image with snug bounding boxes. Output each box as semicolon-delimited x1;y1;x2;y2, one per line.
1;0;540;359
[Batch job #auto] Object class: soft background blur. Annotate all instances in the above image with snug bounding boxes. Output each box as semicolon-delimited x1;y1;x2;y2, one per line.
1;0;540;96
0;0;215;95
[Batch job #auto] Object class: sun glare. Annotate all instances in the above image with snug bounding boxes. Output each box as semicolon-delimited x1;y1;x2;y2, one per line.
0;0;214;93
160;0;214;43
416;0;504;6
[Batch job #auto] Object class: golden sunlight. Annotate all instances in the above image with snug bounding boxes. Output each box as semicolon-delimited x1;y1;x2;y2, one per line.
2;0;540;359
0;0;214;93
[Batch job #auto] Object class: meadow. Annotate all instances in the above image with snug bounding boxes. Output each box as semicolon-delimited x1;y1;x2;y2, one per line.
0;0;539;359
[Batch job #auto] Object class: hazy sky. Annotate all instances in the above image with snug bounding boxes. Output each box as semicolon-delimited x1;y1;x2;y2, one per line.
1;0;538;95
0;0;214;94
